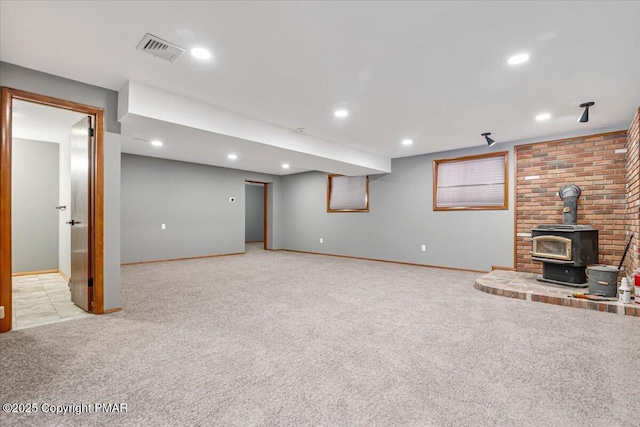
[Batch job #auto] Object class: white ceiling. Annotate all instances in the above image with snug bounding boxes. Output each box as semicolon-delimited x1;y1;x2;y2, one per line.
2;1;639;174
12;100;86;143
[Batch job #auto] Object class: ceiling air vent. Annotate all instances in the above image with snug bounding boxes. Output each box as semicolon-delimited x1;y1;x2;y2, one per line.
136;33;185;63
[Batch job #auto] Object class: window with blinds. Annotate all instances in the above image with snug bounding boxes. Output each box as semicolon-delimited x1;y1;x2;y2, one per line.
433;151;508;210
327;175;369;212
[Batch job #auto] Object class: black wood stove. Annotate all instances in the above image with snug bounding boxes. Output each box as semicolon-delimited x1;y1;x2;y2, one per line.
531;185;598;287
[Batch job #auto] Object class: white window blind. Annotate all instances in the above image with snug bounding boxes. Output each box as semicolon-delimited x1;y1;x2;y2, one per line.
328;175;368;211
435;154;506;209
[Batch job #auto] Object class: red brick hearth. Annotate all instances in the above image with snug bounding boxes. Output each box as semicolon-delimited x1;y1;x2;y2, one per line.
475;270;640;318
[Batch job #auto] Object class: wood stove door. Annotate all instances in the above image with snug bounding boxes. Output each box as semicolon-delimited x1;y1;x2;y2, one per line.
532;236;572;261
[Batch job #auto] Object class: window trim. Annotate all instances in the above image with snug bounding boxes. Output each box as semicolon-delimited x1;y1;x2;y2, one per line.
433;151;509;211
326;174;370;213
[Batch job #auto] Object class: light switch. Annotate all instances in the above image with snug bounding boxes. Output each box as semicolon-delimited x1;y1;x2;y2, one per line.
161;224;166;230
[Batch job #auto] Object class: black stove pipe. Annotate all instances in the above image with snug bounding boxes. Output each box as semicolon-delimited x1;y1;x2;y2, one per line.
559;184;581;225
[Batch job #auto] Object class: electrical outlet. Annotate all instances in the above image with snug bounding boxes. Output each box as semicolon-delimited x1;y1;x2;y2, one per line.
421;244;426;252
320;238;323;243
161;224;166;230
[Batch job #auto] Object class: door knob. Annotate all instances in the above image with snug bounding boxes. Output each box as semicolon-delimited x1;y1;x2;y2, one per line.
66;220;81;226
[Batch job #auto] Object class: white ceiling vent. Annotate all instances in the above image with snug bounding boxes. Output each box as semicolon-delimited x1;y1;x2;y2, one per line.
136;33;185;62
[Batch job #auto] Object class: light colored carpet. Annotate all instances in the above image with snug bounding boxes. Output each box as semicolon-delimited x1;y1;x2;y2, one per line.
1;243;639;426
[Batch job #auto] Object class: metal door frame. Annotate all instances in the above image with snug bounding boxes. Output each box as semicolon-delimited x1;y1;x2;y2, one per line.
0;87;106;333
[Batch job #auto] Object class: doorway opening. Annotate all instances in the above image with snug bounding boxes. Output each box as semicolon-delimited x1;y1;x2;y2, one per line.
245;180;269;251
0;87;106;333
10;100;91;329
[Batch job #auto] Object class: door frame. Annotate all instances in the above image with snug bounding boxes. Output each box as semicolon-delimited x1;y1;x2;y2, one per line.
0;87;106;333
245;180;269;250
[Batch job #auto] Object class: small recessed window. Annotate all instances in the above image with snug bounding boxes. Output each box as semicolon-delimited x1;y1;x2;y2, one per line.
433;151;508;211
327;174;369;212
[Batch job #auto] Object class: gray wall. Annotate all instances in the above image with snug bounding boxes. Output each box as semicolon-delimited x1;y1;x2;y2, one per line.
281;146;515;272
11;138;59;272
1;63;122;309
245;184;265;242
58;130;71;278
0;62;121;134
121;154;281;263
103;133;121;310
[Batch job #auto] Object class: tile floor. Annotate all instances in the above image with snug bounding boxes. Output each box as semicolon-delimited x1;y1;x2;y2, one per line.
12;273;93;330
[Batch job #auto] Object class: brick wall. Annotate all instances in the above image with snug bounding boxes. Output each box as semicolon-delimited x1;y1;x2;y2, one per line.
626;109;640;277
515;131;628;273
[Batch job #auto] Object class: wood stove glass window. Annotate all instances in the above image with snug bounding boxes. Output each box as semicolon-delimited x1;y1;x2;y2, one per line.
532;236;572;260
433;151;508;211
327;175;369;212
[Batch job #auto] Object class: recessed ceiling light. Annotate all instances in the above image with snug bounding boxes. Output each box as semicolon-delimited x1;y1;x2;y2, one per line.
508;53;530;65
281;163;290;169
334;109;349;118
227;153;238;160
402;139;413;146
151;140;163;147
536;113;551;121
190;47;212;60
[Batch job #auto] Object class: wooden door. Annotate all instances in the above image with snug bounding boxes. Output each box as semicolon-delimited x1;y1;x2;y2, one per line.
69;116;92;312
